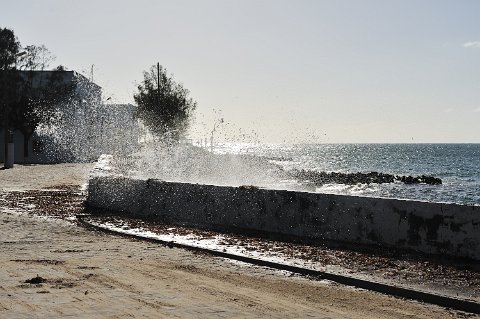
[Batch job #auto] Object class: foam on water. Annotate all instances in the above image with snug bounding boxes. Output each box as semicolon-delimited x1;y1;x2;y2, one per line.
214;143;480;205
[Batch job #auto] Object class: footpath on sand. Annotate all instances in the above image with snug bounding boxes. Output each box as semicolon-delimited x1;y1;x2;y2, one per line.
0;163;476;318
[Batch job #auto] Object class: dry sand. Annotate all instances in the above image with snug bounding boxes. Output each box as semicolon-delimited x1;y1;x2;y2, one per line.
0;164;475;318
0;163;94;191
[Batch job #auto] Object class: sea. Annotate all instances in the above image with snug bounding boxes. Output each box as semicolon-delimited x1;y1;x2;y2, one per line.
213;143;480;206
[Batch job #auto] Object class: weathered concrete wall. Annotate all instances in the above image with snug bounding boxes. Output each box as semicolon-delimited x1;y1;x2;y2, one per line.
87;176;480;260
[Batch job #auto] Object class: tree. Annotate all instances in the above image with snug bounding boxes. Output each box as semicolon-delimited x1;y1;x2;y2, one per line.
0;28;20;70
134;63;197;140
16;44;55;71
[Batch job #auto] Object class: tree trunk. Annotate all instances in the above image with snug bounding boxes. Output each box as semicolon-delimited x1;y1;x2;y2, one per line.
3;123;7;165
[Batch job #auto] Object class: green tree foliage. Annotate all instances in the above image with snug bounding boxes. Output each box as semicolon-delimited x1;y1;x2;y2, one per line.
0;28;20;113
1;27;21;147
134;64;197;140
0;28;20;70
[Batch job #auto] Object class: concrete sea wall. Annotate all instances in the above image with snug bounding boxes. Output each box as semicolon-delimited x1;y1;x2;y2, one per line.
87;176;480;260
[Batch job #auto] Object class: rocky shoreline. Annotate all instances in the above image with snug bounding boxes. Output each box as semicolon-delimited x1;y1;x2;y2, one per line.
290;169;442;186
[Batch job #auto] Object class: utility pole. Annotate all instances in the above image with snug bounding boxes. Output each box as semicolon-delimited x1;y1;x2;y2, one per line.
3;104;8;167
156;62;161;116
3;51;26;168
3;66;12;168
157;62;160;96
3;82;14;168
2;53;7;167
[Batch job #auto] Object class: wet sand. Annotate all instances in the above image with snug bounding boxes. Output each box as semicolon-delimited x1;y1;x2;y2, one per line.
0;164;473;318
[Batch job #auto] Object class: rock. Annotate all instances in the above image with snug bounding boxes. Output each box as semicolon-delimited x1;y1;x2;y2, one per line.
289;170;442;186
25;275;46;284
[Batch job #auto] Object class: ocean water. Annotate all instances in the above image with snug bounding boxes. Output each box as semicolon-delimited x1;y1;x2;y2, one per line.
214;143;480;206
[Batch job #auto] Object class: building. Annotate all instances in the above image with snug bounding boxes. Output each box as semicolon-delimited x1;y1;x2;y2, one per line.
1;70;138;164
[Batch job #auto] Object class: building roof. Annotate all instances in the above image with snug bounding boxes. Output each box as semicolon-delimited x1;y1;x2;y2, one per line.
17;70;102;91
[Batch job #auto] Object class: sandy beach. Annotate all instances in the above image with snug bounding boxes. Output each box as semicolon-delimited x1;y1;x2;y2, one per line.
0;164;475;318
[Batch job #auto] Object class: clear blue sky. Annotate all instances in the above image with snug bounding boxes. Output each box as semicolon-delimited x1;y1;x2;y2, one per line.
2;0;480;143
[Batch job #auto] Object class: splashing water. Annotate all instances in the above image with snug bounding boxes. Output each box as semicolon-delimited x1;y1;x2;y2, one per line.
115;141;480;205
34;73;138;163
37;79;293;189
121;140;300;190
38;82;479;206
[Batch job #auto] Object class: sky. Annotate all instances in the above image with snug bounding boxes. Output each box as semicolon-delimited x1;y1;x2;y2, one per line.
2;0;480;143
